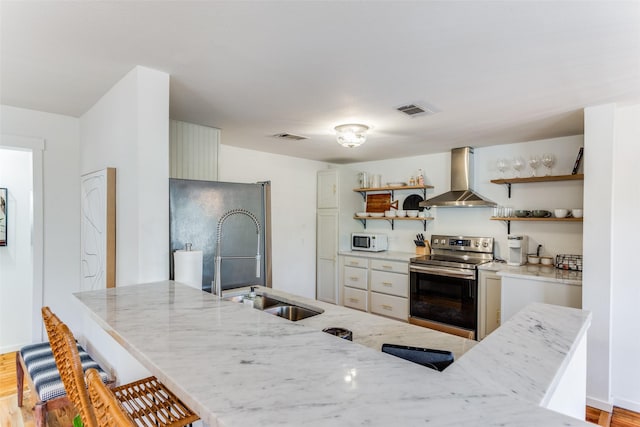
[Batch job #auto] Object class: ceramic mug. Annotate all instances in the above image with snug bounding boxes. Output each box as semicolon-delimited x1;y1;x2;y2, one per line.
572;209;583;218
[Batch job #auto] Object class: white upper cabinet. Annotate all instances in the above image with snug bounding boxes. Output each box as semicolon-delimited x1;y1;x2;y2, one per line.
317;169;339;209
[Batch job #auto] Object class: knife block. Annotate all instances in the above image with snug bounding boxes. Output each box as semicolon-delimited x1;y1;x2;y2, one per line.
415;246;430;255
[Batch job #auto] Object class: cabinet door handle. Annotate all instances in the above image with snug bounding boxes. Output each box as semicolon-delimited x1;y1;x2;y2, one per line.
382;282;393;287
333;184;336;194
382;304;393;311
349;276;359;281
381;265;392;270
349;261;359;266
349;298;359;303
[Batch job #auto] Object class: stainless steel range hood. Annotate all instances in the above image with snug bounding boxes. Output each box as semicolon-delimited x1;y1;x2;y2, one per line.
420;147;496;208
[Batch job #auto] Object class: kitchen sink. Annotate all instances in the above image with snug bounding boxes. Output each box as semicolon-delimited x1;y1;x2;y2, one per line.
222;291;323;321
263;305;322;321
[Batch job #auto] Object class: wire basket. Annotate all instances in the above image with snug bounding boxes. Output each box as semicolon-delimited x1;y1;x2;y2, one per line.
555;254;582;271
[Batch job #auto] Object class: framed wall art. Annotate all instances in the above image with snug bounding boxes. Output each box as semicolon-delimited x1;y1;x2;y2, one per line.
80;168;116;290
0;188;6;246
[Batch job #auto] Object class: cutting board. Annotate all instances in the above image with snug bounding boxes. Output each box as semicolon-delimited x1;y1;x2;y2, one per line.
366;193;398;212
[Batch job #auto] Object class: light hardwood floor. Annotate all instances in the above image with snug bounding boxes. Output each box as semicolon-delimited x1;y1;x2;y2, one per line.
0;352;75;427
1;351;639;426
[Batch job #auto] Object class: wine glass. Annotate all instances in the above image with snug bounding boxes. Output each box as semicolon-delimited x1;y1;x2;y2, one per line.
497;158;509;178
512;156;525;177
528;155;541;177
541;153;555;176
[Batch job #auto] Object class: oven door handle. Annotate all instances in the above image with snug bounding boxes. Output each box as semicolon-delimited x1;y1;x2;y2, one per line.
409;264;475;280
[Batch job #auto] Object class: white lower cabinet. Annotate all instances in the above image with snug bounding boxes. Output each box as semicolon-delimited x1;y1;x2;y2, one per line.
344;265;368;290
478;270;502;340
370;292;408;320
370;270;408;298
344;287;368;311
340;255;409;321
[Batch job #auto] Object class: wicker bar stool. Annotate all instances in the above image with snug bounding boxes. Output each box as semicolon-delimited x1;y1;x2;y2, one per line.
16;309;111;427
86;368;136;427
43;307;199;427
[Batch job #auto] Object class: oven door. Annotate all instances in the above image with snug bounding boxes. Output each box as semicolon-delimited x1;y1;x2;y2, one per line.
409;264;477;334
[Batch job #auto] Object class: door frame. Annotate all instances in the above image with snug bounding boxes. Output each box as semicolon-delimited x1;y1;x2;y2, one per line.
1;134;45;344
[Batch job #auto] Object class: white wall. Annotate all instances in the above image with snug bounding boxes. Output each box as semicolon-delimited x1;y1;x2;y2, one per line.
610;104;640;411
218;144;328;299
0;105;80;340
0;149;33;352
80;66;170;286
349;136;584;259
76;66;170;383
583;104;615;411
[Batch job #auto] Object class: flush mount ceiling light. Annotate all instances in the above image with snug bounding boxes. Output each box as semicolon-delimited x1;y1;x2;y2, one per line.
334;123;369;148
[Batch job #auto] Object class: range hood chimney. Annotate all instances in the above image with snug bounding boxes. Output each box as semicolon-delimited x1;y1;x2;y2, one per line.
419;147;496;208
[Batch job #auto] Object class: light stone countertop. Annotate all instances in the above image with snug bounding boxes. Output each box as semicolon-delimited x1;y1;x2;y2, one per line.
339;250;416;262
479;261;583;285
74;281;592;427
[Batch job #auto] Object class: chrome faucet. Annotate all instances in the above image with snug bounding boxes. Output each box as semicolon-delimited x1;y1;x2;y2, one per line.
213;209;261;297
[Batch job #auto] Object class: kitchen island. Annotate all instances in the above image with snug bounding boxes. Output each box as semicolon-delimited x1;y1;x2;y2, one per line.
74;281;592;426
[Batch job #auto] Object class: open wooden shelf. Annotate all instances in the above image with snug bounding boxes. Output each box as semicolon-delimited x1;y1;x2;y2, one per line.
491;216;582;233
491;173;583;185
490;217;583;222
353;184;434;192
353;215;433;231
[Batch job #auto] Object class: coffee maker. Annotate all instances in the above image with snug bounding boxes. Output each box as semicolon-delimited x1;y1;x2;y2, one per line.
507;235;528;266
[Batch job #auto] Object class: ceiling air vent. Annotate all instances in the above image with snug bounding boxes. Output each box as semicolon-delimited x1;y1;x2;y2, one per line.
396;103;438;117
272;133;309;141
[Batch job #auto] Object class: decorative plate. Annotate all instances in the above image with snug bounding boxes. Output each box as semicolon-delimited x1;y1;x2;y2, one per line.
402;194;424;211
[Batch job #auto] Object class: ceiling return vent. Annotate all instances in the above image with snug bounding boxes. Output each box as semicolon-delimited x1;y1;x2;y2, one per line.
396;103;438;117
272;133;309;141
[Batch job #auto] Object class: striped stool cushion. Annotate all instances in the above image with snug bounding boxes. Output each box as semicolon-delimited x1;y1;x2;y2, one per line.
20;341;110;402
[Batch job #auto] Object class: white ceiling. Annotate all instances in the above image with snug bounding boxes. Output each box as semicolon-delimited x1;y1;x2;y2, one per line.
2;1;639;163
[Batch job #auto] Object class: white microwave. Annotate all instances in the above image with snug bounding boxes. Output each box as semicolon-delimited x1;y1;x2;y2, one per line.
351;233;388;252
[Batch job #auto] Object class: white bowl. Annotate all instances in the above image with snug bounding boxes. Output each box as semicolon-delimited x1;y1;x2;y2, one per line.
407;210;419;218
396;210;407;217
384;210;396;218
554;209;569;218
528;255;540;264
356;212;368;218
369;212;384;218
572;209;583;218
540;256;553;265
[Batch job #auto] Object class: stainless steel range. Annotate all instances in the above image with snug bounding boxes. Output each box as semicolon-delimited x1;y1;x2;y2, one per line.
409;235;494;340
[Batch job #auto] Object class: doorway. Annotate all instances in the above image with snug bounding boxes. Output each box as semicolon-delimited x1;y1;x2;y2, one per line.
0;135;44;351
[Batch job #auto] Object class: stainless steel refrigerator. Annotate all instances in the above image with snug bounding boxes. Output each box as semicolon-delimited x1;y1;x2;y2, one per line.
169;179;271;292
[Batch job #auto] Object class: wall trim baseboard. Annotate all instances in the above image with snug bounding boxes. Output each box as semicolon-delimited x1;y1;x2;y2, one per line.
613;397;640;413
587;396;614;412
0;343;26;354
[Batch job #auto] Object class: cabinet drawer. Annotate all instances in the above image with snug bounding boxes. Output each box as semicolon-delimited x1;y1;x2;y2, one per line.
344;287;367;311
344;266;368;290
343;256;368;269
370;259;408;274
370;292;408;321
370;270;408;298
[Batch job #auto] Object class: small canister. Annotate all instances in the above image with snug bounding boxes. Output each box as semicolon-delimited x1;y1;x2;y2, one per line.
359;172;369;188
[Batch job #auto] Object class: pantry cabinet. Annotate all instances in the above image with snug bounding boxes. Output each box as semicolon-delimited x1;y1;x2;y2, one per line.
316;169;362;304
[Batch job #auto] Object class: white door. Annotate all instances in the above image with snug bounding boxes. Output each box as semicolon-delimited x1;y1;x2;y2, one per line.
316;210;338;303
